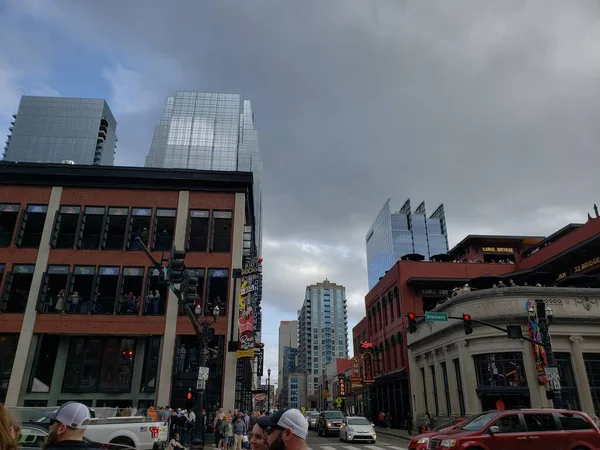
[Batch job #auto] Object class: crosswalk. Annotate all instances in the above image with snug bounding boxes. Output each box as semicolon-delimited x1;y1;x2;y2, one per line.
307;445;407;450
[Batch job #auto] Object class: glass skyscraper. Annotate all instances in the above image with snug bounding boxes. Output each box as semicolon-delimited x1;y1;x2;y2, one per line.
3;96;117;165
297;279;348;395
145;91;263;254
366;199;449;289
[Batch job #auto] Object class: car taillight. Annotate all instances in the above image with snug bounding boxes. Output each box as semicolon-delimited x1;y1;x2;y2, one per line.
150;427;159;439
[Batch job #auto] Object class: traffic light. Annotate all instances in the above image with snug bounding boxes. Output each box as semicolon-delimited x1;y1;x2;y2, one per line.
463;313;473;335
168;248;186;283
182;271;199;305
121;350;134;361
407;312;417;334
185;389;197;410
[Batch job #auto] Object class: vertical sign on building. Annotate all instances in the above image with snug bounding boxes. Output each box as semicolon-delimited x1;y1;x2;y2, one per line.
237;259;262;358
350;356;362;388
360;341;375;384
256;347;264;377
338;375;347;398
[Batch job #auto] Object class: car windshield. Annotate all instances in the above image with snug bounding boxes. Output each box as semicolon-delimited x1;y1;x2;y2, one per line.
347;418;371;426
323;412;344;419
457;412;498;432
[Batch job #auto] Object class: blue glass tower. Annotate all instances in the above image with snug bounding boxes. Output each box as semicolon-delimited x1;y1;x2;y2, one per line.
366;199;449;289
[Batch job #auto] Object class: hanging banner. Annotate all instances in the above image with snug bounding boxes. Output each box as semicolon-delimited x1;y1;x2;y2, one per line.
237;259;262;358
525;299;548;383
256;348;264;377
360;341;375;384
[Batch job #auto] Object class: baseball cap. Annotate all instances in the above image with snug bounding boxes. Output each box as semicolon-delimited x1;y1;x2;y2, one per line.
47;402;91;430
257;408;308;440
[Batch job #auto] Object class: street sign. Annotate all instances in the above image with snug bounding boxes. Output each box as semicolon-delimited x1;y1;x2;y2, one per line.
425;312;448;322
198;366;210;381
546;366;561;390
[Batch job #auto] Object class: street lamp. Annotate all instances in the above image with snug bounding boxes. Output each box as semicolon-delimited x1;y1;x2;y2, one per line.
531;299;562;408
192;303;220;448
267;368;271;413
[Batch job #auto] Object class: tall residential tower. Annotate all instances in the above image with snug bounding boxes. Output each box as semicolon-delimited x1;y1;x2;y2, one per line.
366;199;449;289
145;91;263;254
278;321;298;388
3;96;117;165
297;279;348;396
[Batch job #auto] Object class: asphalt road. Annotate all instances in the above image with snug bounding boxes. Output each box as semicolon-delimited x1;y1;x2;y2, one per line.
305;429;408;450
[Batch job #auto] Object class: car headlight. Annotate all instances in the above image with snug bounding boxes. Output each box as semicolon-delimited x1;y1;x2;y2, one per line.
441;439;457;448
417;437;430;444
327;422;332;427
346;427;354;433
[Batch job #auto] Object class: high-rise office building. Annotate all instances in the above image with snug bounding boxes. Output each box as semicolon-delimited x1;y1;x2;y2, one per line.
145;91;263;254
297;279;348;396
3;96;117;165
366;199;449;289
278;321;298;389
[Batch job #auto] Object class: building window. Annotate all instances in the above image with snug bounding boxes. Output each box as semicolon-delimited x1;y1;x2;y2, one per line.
0;334;19;403
420;367;428;412
15;204;48;248
50;206;81;249
28;334;60;393
554;352;580;411
430;365;439;416
127;208;152;250
37;265;69;313
63;337;136;393
77;206;105;250
152;209;176;252
211;211;232;252
118;267;145;315
146;267;168;316
141;337;161;393
583;353;600;416
441;362;451;415
94;266;120;315
205;269;229;314
0;204;19;248
187;210;210;252
1;264;35;313
453;359;465;416
69;266;96;314
473;352;527;388
102;207;129;250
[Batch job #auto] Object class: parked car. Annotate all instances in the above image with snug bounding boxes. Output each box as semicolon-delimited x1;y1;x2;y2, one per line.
427;409;600;450
339;416;376;443
317;410;345;436
408;418;466;450
306;412;320;430
18;423;134;450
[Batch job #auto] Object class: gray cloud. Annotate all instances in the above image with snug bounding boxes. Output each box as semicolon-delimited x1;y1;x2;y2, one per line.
3;0;600;374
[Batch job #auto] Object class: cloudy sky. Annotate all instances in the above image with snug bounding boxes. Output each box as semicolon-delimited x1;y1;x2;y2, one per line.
2;0;599;385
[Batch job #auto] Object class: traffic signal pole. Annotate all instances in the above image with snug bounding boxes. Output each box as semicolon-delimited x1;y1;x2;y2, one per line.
136;237;212;447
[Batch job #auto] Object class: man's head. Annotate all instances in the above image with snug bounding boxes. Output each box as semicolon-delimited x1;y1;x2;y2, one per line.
45;402;91;445
257;409;308;450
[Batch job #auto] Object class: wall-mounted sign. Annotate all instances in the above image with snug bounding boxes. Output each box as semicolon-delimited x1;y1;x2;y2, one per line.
108;207;128;216
338;376;346;398
0;204;19;213
132;208;152;216
190;210;210;218
13;265;35;274
47;265;69;275
362;352;375;384
123;267;144;277
482;247;514;253
156;209;176;217
556;272;567;281
574;257;600;274
74;266;95;275
85;206;105;215
27;205;47;214
60;206;81;214
256;347;264;377
99;266;119;276
322;390;330;399
209;269;228;278
213;211;232;219
351;356;362;388
419;288;449;297
237;259;262;359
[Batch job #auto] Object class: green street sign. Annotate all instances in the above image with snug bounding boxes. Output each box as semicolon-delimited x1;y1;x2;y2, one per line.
425;312;448;322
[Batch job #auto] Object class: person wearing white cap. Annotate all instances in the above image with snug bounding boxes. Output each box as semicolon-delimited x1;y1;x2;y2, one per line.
43;401;91;450
256;409;307;450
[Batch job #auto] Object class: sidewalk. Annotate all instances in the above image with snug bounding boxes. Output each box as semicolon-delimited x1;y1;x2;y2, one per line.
374;427;413;441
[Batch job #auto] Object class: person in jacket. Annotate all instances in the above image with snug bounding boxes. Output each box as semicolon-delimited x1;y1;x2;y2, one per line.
43;401;91;450
233;416;245;450
0;404;20;450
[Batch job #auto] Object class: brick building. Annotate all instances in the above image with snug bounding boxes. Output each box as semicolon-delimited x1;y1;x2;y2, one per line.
0;162;257;411
353;213;600;426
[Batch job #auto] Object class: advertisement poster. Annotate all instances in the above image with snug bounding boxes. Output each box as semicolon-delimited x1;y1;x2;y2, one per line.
237;260;262;358
525;298;548;383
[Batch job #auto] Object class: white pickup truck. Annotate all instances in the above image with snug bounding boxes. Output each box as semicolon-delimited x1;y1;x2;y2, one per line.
9;407;168;450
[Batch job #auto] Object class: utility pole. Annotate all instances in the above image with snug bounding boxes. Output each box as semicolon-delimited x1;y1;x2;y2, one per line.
136;238;218;448
535;299;563;409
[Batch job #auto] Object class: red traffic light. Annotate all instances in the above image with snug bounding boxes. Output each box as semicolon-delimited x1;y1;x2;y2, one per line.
408;312;416;320
463;313;471;321
187;392;192;400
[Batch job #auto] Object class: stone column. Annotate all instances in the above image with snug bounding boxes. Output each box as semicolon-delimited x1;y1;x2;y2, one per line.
424;353;435;414
407;349;423;416
570;335;596;418
521;339;547;408
455;340;480;414
433;350;446;416
443;346;460;417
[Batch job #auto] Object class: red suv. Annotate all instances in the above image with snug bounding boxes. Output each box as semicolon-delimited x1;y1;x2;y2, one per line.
427;409;600;450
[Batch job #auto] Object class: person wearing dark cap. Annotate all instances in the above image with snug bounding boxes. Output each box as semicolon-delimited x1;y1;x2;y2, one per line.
43;402;91;450
256;409;307;450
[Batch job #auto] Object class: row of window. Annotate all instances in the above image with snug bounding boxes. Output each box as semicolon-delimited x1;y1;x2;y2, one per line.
367;287;400;335
0;263;229;316
0;203;233;253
